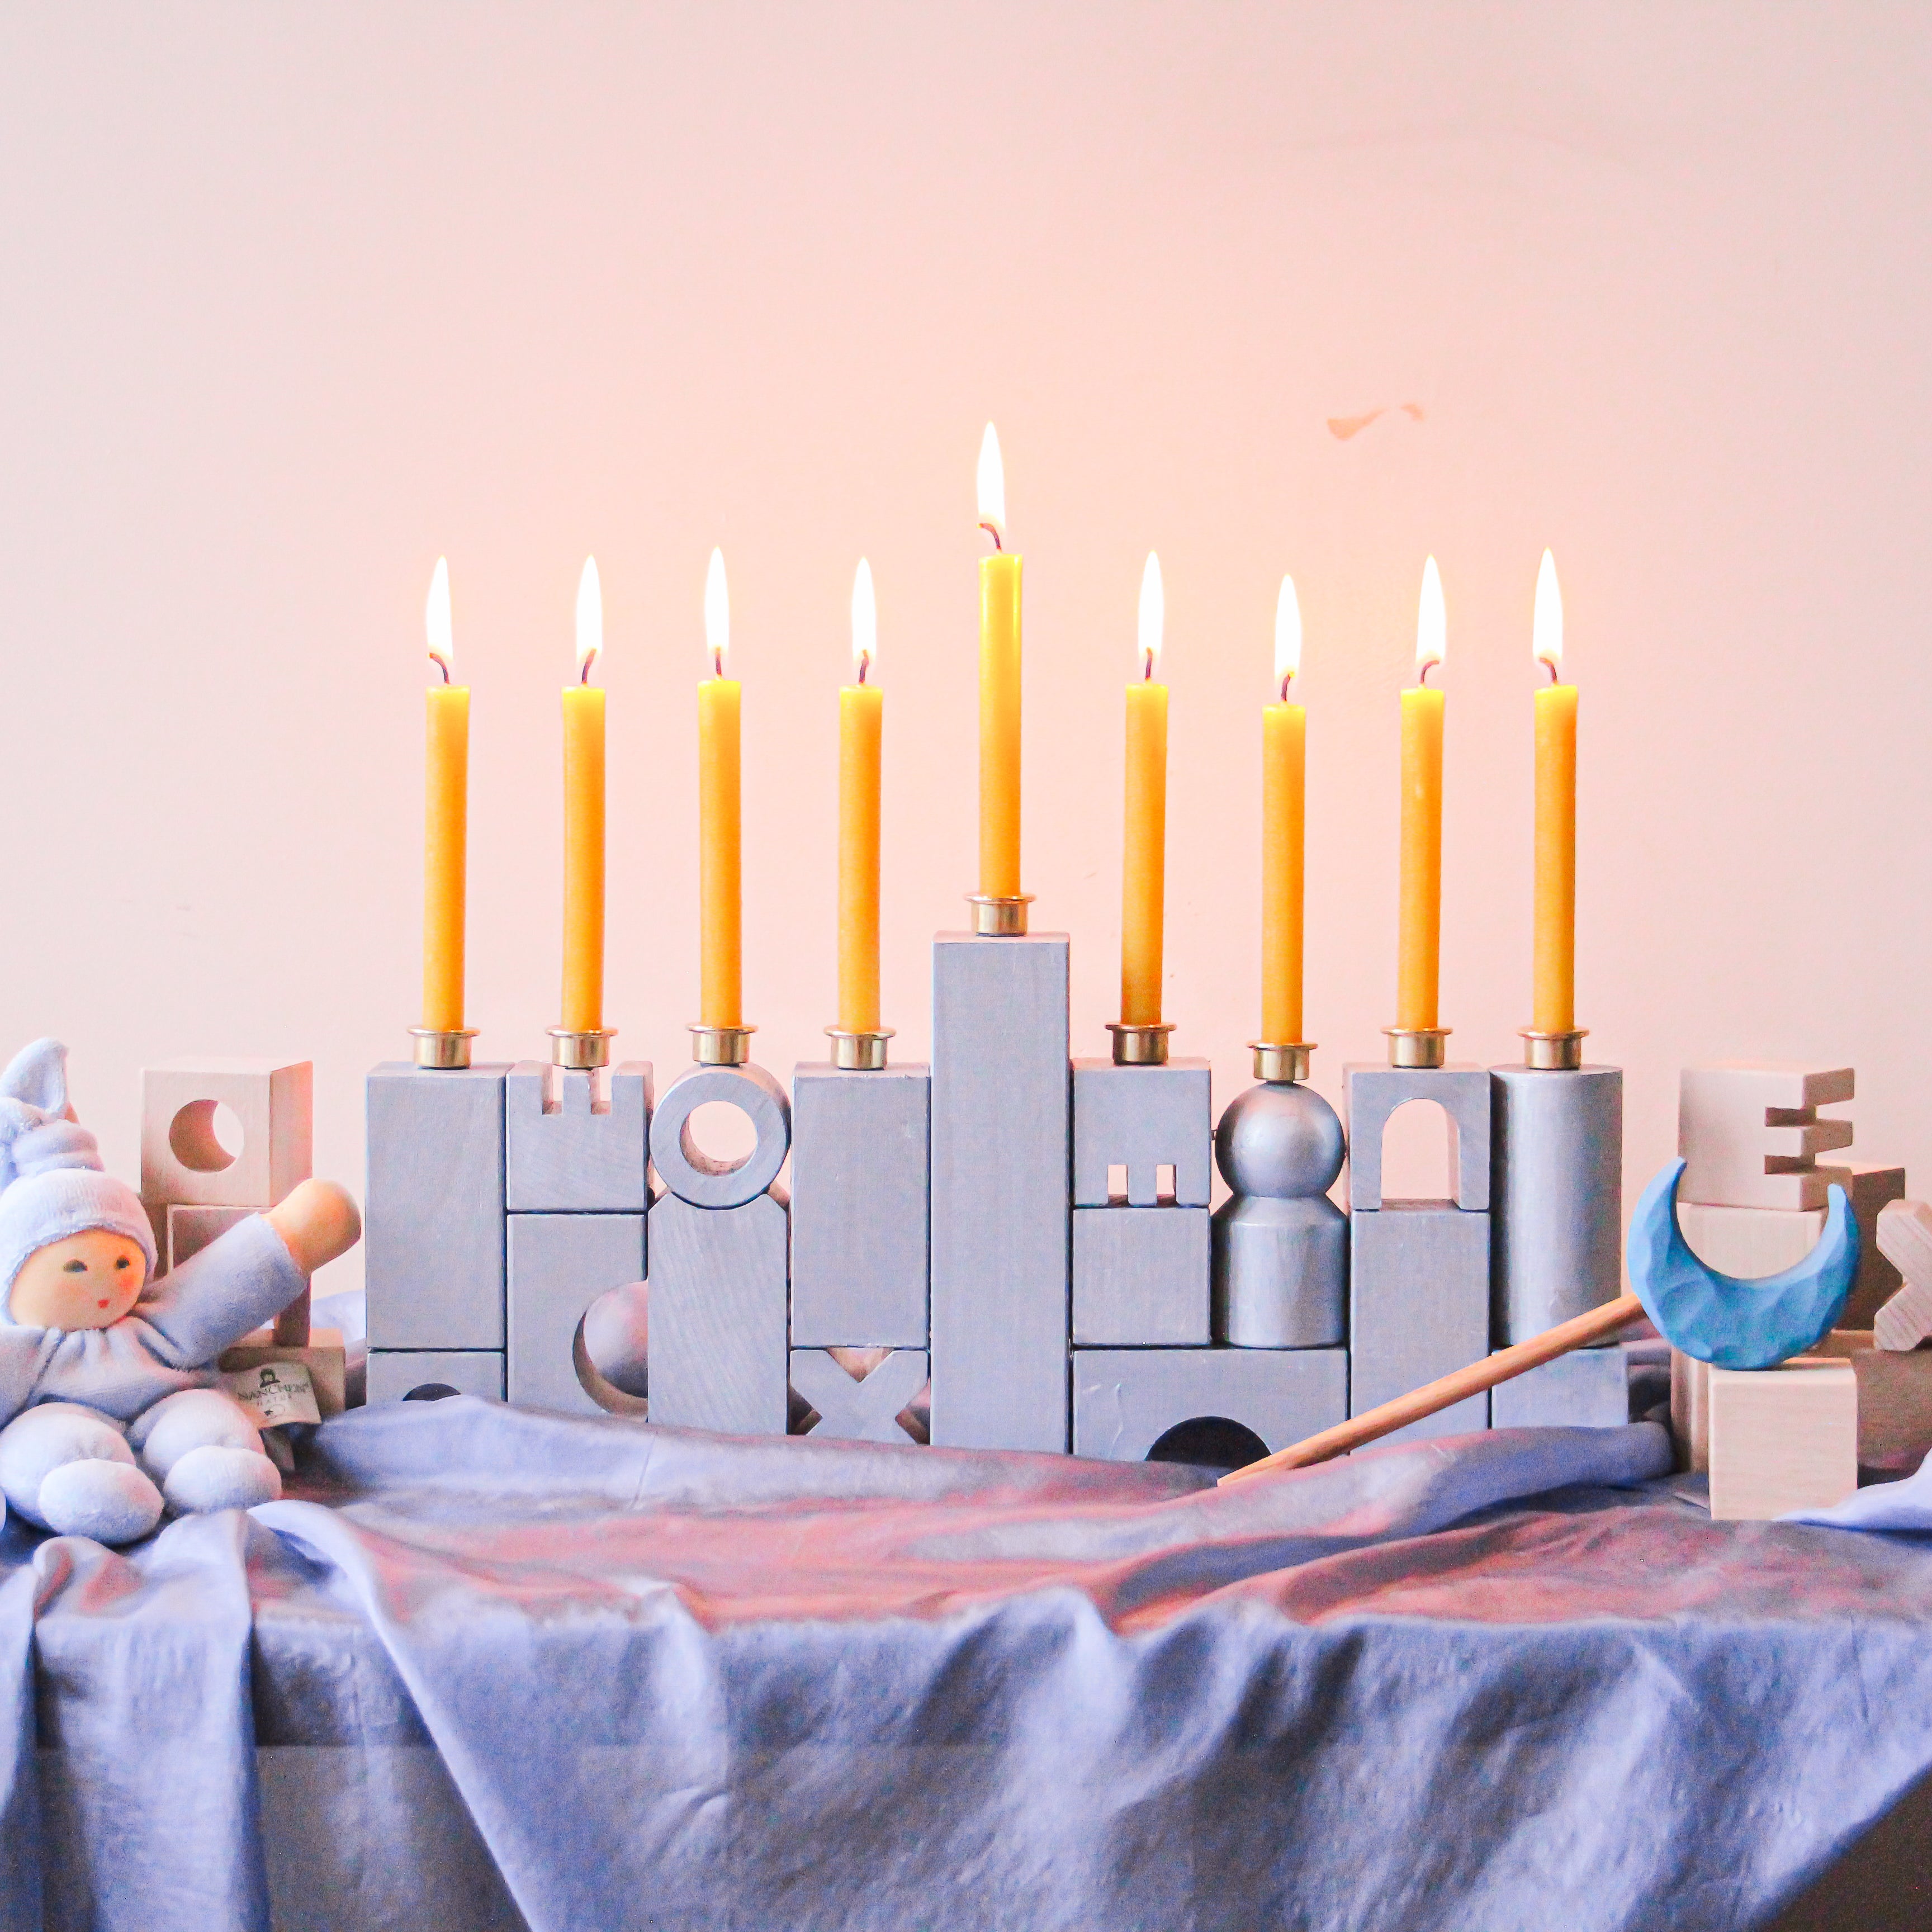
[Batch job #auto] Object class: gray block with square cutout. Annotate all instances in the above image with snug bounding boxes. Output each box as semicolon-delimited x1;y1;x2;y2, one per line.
367;1349;505;1404
1490;1344;1631;1430
1072;1206;1210;1345
789;1063;930;1347
508;1213;646;1415
1344;1064;1491;1211
1072;1060;1211;1207
1071;1346;1348;1462
506;1062;651;1213
789;1348;929;1444
366;1063;507;1351
929;932;1071;1452
1349;1202;1491;1442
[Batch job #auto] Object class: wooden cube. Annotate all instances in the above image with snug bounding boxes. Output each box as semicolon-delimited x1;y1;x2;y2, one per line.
217;1326;348;1418
1679;1063;1853;1213
1707;1359;1857;1519
141;1058;312;1210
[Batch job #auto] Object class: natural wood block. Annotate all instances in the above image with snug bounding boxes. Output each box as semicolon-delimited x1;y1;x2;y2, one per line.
1831;1165;1907;1328
1678;1200;1825;1278
141;1058;312;1211
1679;1063;1854;1212
1876;1200;1932;1350
1707;1359;1857;1519
167;1202;253;1273
218;1327;348;1418
1670;1350;1710;1472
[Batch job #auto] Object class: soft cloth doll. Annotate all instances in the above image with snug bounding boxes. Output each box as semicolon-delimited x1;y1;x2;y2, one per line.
0;1039;359;1544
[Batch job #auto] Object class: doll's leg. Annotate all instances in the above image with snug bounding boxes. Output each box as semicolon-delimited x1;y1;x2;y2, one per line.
129;1388;281;1514
0;1403;163;1542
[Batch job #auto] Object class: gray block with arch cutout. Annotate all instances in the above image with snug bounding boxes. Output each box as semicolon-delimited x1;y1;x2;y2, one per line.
650;1063;790;1209
1348;1202;1491;1442
508;1212;646;1415
506;1062;652;1213
367;1349;505;1405
1072;1059;1211;1206
1343;1063;1491;1211
1071;1346;1348;1464
1072;1206;1210;1345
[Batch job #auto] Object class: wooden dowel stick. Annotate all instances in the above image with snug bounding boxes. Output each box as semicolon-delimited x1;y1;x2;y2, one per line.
1218;1291;1647;1486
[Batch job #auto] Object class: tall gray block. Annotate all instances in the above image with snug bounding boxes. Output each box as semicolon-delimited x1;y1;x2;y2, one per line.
1490;1064;1623;1344
647;1192;789;1436
1349;1202;1491;1443
1071;1346;1348;1462
1211;1196;1347;1347
507;1213;646;1415
789;1063;930;1347
1490;1344;1631;1430
505;1062;651;1213
367;1349;505;1404
929;932;1071;1453
366;1063;507;1351
650;1064;790;1209
1343;1064;1491;1211
789;1349;929;1444
1072;1206;1210;1345
1071;1060;1211;1206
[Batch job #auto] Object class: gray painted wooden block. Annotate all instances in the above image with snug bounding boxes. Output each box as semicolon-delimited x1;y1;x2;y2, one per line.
788;1348;929;1443
366;1349;505;1404
1211;1196;1347;1347
1490;1344;1630;1430
789;1063;930;1348
505;1062;652;1213
1349;1202;1491;1443
647;1192;789;1436
1071;1346;1348;1462
365;1063;507;1352
1343;1064;1491;1211
1072;1206;1210;1346
650;1064;790;1209
507;1213;646;1416
1071;1059;1211;1206
929;932;1072;1453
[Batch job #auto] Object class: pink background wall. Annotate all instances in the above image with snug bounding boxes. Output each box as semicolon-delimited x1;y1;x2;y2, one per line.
1;6;1925;1304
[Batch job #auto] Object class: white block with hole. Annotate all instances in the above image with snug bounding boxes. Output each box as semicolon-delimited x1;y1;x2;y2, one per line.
507;1213;646;1416
141;1058;312;1210
1678;1063;1855;1211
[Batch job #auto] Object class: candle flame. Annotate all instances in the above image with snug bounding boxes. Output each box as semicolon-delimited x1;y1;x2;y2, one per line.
1138;552;1163;680
1274;575;1301;693
1416;555;1446;681
425;557;453;681
575;556;602;682
851;558;877;684
1533;548;1562;676
977;423;1006;546
704;547;730;678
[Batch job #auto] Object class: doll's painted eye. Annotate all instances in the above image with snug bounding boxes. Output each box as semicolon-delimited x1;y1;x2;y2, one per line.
63;1259;85;1273
113;1257;130;1270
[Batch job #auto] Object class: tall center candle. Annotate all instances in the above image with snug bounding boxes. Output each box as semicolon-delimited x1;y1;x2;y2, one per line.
1532;550;1578;1036
422;557;470;1035
1261;576;1305;1046
560;558;606;1036
976;424;1022;903
1396;558;1447;1034
699;548;743;1030
839;560;884;1036
1121;554;1169;1028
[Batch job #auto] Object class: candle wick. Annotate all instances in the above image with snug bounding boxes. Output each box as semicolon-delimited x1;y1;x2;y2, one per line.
857;653;869;687
1542;658;1560;685
1419;659;1439;689
1142;648;1156;684
712;646;724;680
979;520;1004;553
434;656;451;685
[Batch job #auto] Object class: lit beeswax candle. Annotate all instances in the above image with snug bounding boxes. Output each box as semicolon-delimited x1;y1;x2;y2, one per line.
977;424;1022;901
1121;554;1169;1027
1262;575;1305;1045
422;557;470;1034
839;560;884;1036
699;548;743;1029
1396;557;1447;1033
1532;550;1577;1035
561;557;606;1034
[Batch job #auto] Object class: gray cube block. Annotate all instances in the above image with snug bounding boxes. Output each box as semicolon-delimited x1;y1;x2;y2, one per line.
929;932;1071;1453
1072;1206;1210;1345
1343;1064;1491;1212
1071;1059;1211;1207
505;1062;652;1213
647;1193;789;1436
1490;1344;1631;1430
789;1349;929;1444
650;1064;790;1209
1349;1202;1491;1443
507;1213;646;1415
1071;1346;1348;1462
789;1063;930;1347
1211;1195;1347;1347
366;1349;505;1404
366;1063;507;1351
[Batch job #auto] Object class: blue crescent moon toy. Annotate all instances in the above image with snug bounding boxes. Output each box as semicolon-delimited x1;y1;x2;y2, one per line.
1627;1158;1859;1369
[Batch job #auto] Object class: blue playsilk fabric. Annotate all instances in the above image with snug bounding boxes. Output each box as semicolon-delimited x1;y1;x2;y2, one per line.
5;1400;1932;1930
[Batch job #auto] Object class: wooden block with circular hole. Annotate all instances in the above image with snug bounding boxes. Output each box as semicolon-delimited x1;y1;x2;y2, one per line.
140;1057;312;1211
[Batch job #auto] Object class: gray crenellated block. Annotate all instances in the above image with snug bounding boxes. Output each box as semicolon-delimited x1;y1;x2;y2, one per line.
366;1349;505;1404
650;1064;790;1209
507;1212;646;1416
789;1063;930;1348
647;1192;790;1436
1344;1064;1491;1211
1490;1065;1623;1344
1072;1206;1210;1345
1212;1196;1347;1347
366;1063;508;1352
1349;1202;1491;1442
1071;1346;1348;1462
789;1349;929;1444
506;1062;652;1213
1071;1060;1211;1207
929;932;1072;1453
1490;1344;1631;1430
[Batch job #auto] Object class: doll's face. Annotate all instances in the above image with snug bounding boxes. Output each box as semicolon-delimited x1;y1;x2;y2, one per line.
9;1232;147;1331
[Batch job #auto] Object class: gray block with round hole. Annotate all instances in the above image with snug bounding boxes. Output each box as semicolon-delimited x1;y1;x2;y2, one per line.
789;1348;929;1445
1072;1206;1210;1345
789;1063;930;1348
506;1062;652;1213
647;1192;790;1436
650;1064;790;1209
1343;1064;1491;1211
365;1063;507;1351
366;1349;505;1405
1212;1196;1348;1347
1490;1344;1631;1430
1348;1202;1491;1442
929;932;1071;1453
508;1212;646;1416
1072;1059;1211;1207
1071;1346;1348;1462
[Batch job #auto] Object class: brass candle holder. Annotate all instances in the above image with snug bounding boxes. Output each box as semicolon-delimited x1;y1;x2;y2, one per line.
966;893;1033;937
1107;1021;1175;1067
688;1023;755;1067
1248;1040;1314;1085
825;1027;893;1071
1383;1026;1450;1070
1519;1027;1587;1071
409;1026;478;1071
547;1027;614;1071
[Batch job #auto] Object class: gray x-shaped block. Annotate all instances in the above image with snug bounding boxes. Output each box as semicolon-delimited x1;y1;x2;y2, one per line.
788;1349;929;1445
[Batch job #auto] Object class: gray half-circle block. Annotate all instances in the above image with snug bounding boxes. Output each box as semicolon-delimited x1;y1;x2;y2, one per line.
650;1063;790;1209
1214;1082;1346;1200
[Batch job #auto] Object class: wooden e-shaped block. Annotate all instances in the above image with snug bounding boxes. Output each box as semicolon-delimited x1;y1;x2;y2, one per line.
1070;1346;1347;1463
789;1348;929;1444
505;1062;651;1213
141;1058;312;1210
1679;1063;1854;1211
507;1213;645;1415
1707;1360;1857;1519
1071;1059;1211;1207
1348;1202;1491;1443
1072;1206;1210;1346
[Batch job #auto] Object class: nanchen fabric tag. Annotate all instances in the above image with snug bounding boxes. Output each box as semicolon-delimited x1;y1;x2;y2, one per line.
221;1360;321;1428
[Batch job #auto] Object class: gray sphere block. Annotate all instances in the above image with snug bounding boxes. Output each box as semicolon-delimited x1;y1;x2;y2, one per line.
1490;1343;1630;1430
366;1349;504;1404
1212;1195;1347;1347
1072;1206;1210;1346
1071;1346;1348;1462
505;1062;652;1213
1343;1064;1491;1212
650;1063;790;1209
789;1349;929;1444
507;1212;646;1417
1214;1082;1345;1199
1071;1059;1211;1206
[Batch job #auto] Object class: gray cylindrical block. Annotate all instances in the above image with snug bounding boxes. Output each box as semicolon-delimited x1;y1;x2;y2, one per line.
1490;1064;1622;1344
1212;1195;1347;1347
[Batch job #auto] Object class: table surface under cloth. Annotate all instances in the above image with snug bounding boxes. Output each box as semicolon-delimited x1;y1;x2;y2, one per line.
0;1405;1929;1932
